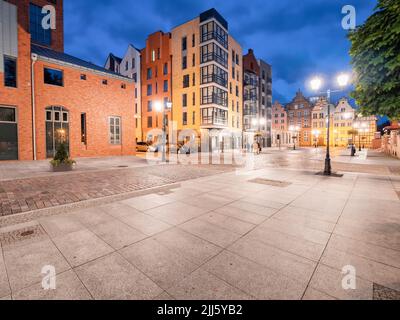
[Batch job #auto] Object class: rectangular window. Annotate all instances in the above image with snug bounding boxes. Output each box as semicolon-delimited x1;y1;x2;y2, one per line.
183;112;188;125
182;94;188;107
147;101;152;112
44;68;63;86
29;4;51;46
192;73;196;86
132;58;135;69
132;73;137;82
125;61;129;71
182;56;187;70
102;79;108;85
192;53;196;67
182;37;187;51
0;107;16;122
4;56;17;88
81;113;87;145
163;63;168;75
147;68;152;80
192;92;196;106
80;74;87;80
192;111;196;125
147;116;153;128
147;84;152;96
183;75;190;88
163;80;168;92
109;117;121;145
192;34;196;47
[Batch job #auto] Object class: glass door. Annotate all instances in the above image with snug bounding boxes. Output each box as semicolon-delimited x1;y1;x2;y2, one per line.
45;106;70;158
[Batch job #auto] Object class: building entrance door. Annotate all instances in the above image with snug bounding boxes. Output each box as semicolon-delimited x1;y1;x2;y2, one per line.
45;106;70;158
0;106;18;160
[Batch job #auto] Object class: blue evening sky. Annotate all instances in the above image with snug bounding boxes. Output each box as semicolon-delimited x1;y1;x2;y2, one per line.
64;0;377;104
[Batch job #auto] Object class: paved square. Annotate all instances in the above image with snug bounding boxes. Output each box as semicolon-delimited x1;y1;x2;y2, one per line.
0;149;399;300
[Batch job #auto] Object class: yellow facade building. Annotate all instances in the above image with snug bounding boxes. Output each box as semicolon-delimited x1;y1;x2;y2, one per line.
171;9;243;151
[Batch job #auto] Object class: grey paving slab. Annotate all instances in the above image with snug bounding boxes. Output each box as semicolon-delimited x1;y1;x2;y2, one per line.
214;206;268;225
39;213;86;238
89;219;148;250
203;251;306;300
291;195;347;216
145;202;210;226
199;212;256;235
153;228;222;266
309;264;373;300
71;207;114;228
118;211;172;236
53;229;114;267
13;270;92;300
227;201;279;217
3;239;70;292
327;234;400;269
227;238;317;285
99;202;143;219
153;291;175;300
0;250;11;298
167;268;252;300
273;206;337;232
246;227;325;261
179;219;242;248
75;253;163;300
181;194;234;211
259;219;331;245
122;194;175;211
321;247;400;291
120;238;198;291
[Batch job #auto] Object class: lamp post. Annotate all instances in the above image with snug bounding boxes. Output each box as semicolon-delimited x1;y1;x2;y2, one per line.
309;73;350;176
155;101;172;163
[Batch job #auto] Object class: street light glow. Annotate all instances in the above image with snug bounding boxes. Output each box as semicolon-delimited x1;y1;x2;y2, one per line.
310;77;323;91
154;101;162;112
337;73;350;87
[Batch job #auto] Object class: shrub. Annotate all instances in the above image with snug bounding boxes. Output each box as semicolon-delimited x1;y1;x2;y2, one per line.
50;143;76;167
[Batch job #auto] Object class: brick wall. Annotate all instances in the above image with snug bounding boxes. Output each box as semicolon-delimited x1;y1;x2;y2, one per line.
33;59;136;160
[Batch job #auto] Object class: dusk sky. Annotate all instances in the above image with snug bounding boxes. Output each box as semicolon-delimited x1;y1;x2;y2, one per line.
64;0;377;104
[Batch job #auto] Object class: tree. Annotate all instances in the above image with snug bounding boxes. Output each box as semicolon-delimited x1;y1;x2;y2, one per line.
348;0;400;119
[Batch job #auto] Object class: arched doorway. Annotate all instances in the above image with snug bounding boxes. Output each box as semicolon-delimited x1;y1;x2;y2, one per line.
45;106;69;158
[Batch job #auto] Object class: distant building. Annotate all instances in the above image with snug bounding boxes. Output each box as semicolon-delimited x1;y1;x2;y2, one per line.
311;98;335;147
286;90;313;147
332;98;356;147
271;101;291;147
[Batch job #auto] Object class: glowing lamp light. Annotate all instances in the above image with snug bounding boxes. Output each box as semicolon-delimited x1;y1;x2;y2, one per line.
337;73;350;87
310;77;323;91
154;101;163;112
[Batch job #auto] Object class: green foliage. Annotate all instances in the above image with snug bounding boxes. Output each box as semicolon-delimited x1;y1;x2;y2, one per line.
50;143;76;167
348;0;400;119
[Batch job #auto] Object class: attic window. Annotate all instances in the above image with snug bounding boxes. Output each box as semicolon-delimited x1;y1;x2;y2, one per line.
80;74;87;80
121;84;126;89
102;79;108;85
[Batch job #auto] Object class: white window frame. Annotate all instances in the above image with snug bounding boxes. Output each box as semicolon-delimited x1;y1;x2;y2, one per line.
109;116;122;145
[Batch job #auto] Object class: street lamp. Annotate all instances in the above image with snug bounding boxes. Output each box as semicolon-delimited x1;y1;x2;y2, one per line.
155;101;172;163
289;125;300;150
309;73;350;176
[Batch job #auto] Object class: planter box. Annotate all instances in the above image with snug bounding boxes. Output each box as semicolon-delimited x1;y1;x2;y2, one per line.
51;163;74;172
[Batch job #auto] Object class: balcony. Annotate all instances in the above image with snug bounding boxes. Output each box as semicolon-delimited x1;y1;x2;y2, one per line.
202;93;228;108
244;94;258;102
201;74;228;88
201;52;228;69
244;79;259;87
201;31;228;49
201;115;228;127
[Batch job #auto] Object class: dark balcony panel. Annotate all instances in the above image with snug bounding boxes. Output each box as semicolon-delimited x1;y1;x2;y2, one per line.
200;9;228;30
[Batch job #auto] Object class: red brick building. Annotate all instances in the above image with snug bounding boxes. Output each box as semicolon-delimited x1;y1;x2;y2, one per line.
140;31;172;143
0;0;136;161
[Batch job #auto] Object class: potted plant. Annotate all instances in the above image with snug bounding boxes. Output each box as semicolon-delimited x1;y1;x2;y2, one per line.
50;143;76;172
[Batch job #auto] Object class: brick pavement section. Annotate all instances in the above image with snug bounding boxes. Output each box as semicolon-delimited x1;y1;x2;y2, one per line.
0;165;233;217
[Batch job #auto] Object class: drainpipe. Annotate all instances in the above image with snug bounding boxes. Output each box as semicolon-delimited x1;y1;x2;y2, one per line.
31;53;38;160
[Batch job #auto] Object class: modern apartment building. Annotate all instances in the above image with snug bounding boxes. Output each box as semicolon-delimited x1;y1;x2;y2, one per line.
171;8;243;151
1;0;136;161
243;49;272;149
286;90;313;147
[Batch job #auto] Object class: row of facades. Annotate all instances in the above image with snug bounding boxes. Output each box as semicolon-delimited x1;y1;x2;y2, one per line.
271;91;377;148
0;1;273;161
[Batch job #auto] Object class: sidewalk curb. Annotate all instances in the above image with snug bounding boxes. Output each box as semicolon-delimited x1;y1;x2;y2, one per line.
0;182;181;228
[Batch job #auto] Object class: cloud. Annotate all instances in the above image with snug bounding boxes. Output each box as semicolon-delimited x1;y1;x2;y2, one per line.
63;0;377;101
